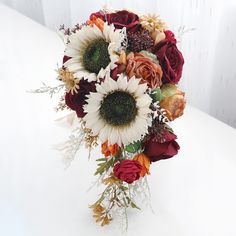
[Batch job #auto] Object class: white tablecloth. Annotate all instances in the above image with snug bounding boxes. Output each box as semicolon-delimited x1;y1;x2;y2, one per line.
1;4;236;236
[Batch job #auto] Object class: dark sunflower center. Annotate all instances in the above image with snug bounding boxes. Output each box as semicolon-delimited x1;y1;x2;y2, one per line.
100;91;138;126
83;38;110;74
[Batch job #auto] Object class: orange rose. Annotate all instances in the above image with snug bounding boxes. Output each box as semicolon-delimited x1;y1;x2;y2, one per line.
126;52;163;89
101;141;119;158
133;153;150;177
160;84;186;121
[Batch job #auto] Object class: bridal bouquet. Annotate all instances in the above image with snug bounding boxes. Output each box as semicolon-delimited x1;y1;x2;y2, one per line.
34;8;185;228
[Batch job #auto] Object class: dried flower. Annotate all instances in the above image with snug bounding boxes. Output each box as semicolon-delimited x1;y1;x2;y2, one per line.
58;68;80;94
90;203;112;226
55;94;68;112
140;14;167;33
101;141;119;158
83;127;98;149
127;29;154;52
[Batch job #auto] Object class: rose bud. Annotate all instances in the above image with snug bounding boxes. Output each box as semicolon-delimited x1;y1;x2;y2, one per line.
113;160;142;184
160;84;186;121
151;30;166;45
101;141;119;158
144;129;180;162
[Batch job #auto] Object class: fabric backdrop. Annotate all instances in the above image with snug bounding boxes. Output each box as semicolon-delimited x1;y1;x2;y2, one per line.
1;0;236;128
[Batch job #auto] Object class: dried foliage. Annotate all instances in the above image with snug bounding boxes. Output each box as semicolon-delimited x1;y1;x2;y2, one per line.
29;83;64;98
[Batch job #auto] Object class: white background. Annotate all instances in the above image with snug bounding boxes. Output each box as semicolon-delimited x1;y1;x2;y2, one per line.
1;0;236;128
0;3;236;236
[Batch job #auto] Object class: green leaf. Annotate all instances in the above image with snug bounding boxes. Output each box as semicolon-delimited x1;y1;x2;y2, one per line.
130;202;141;210
94;157;116;176
150;87;164;102
96;158;106;162
125;141;141;153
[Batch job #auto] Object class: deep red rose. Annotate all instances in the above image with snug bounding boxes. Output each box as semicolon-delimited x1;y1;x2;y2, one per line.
113;160;142;184
65;79;96;118
153;30;184;84
92;10;140;32
144;129;180;162
107;10;140;31
165;30;177;44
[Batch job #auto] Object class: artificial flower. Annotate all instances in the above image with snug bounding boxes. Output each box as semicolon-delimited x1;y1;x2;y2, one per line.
133;153;150;177
107;10;140;31
83;74;152;146
126;52;163;89
65;79;96;117
37;7;186;228
58;68;80;94
153;30;184;84
93;10;140;32
160;84;186;121
127;29;154;52
113;160;142;184
144;129;180;162
101;141;119;157
140;13;167;33
64;23;126;82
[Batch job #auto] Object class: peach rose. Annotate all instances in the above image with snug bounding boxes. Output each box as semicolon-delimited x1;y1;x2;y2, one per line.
126;52;163;89
160;84;186;121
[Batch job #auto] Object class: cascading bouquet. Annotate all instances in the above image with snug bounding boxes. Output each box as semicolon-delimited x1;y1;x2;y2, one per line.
34;9;186;227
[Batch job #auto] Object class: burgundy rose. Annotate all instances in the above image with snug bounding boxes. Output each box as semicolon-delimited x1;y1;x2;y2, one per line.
91;10;140;32
65;79;96;118
165;30;177;44
113;160;142;184
153;30;184;84
144;129;180;162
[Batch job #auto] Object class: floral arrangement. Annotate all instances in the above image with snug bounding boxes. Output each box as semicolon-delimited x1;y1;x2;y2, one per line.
34;8;185;228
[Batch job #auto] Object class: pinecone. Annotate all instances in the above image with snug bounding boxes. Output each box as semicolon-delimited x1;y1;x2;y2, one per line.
127;29;154;52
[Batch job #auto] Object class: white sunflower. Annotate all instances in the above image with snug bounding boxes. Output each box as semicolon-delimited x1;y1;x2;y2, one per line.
64;23;126;82
83;74;152;146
